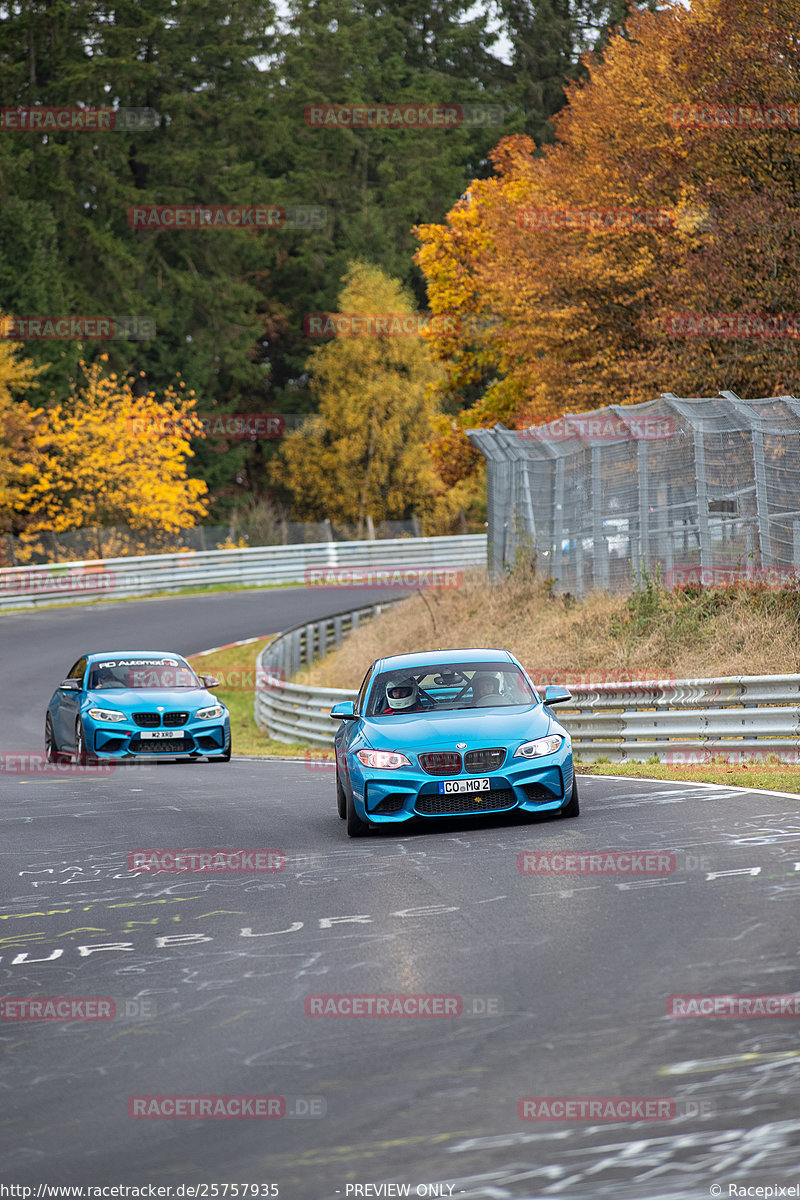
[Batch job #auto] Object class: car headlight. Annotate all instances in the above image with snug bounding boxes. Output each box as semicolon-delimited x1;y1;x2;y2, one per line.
514;735;564;759
87;707;127;723
356;749;412;770
196;704;225;720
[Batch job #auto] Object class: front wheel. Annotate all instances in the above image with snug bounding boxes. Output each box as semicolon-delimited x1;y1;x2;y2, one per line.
346;787;371;837
560;772;580;818
75;719;97;766
45;714;67;764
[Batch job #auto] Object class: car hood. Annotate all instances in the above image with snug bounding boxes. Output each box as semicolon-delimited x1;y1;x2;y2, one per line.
362;704;552;750
84;687;218;712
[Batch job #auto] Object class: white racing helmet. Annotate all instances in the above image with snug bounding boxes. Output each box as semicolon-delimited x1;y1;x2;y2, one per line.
472;671;503;699
386;678;419;711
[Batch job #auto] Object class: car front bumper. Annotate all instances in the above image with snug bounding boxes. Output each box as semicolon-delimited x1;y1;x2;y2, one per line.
89;720;230;758
349;748;574;825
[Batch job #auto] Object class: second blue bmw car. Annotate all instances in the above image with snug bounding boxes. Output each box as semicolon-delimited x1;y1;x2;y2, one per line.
45;651;231;764
330;648;577;836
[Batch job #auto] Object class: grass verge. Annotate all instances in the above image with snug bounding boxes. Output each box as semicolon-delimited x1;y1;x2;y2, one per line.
187;638;323;758
578;756;800;794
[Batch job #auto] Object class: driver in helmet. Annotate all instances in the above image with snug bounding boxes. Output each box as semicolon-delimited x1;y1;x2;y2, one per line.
381;677;426;715
471;672;503;705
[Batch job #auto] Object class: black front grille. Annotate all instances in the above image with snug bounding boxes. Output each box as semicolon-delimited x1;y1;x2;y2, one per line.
133;712;160;727
523;781;558;803
372;795;406;814
419;751;462;776
464;747;505;773
164;712;189;727
130;737;194;754
416;788;517;815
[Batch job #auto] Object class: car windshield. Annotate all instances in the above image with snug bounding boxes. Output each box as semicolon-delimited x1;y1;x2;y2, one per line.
365;661;537;717
88;657;201;690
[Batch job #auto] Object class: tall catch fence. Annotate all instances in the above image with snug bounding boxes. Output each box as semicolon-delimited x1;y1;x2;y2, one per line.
467;392;800;594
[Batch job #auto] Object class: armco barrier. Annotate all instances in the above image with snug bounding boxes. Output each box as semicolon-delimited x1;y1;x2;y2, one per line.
255;601;402;745
0;535;487;609
561;674;800;761
256;634;800;759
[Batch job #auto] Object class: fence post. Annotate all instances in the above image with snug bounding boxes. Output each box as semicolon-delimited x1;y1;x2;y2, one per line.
638;439;650;572
591;447;609;590
693;428;712;569
751;426;772;567
552;457;565;588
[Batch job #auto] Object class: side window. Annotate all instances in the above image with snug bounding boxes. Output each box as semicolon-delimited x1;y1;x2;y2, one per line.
355;666;373;715
66;657;87;685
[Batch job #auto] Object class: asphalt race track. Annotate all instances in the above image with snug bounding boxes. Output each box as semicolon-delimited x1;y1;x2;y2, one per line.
2;588;800;1198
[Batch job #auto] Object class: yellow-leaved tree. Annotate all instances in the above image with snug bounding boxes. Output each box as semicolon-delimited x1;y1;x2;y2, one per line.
274;262;456;533
0;320;47;531
9;357;209;555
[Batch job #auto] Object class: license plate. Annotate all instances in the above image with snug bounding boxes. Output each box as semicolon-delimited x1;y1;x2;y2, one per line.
438;777;490;794
138;730;183;739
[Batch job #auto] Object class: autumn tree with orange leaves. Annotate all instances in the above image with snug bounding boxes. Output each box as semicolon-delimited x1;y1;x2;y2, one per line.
415;0;800;486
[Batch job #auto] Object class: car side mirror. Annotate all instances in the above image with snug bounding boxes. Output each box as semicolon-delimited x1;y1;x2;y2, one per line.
543;685;572;705
201;675;219;688
59;678;81;691
330;701;356;720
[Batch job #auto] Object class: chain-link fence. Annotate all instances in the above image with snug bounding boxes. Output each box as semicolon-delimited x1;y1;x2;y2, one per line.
467;391;800;594
0;518;423;566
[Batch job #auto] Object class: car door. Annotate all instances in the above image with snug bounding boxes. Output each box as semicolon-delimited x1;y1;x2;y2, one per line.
54;656;87;748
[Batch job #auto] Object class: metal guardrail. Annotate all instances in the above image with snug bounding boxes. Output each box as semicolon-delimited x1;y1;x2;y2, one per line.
560;674;800;761
0;534;487;609
255;630;800;760
254;601;402;745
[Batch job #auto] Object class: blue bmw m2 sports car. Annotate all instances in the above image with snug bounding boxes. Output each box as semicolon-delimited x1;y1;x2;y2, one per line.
45;651;231;764
330;648;577;836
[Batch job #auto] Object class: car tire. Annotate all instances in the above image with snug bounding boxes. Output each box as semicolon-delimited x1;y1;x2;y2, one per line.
346;786;371;837
75;719;97;766
45;715;67;764
560;773;580;818
336;769;347;819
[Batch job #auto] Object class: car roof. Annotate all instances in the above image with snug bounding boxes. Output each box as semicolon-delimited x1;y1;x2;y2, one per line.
373;648;516;673
86;651;186;661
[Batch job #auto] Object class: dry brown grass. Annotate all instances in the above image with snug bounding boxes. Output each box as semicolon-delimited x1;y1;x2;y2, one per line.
300;568;800;688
